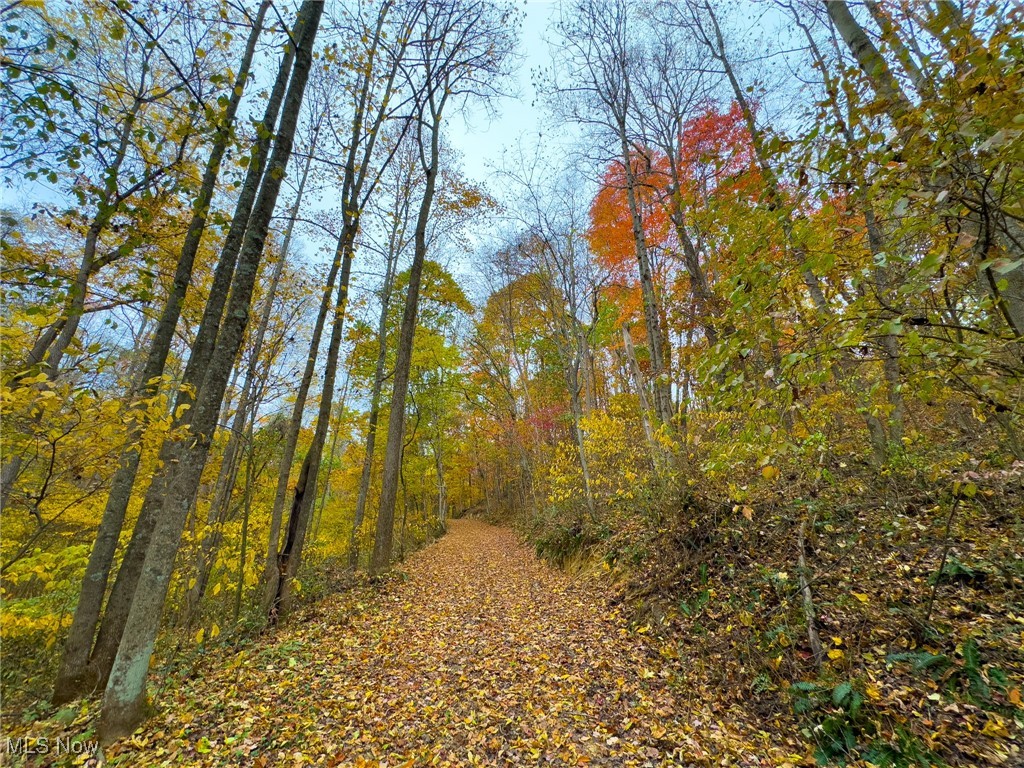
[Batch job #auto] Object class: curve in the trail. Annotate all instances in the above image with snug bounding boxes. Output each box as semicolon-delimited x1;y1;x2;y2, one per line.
106;519;703;767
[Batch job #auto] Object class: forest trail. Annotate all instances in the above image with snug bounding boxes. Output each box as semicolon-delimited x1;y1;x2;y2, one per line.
102;519;706;767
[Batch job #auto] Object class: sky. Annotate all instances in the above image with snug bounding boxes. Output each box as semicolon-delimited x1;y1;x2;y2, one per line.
446;0;558;192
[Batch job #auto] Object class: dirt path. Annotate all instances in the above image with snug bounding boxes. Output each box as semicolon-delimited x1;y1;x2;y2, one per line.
104;520;703;767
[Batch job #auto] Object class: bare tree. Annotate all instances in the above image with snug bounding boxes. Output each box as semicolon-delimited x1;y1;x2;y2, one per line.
348;134;418;569
264;0;422;620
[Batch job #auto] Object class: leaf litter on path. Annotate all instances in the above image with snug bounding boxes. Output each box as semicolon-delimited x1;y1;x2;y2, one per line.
91;520;759;766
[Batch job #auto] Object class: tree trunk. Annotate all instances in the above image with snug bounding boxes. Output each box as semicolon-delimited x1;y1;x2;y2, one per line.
262;248;341;592
797;521;824;670
264;0;403;585
96;5;321;741
370;116;441;575
667;200;723;346
51;3;270;706
96;3;319;741
433;435;447;527
313;377;349;543
618;132;674;429
348;222;401;569
793;13;907;446
0;88;147;513
621;325;656;452
233;418;258;624
565;353;597;520
187;119;319;621
266;226;355;621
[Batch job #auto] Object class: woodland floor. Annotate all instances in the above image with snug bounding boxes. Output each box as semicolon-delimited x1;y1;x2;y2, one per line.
67;518;748;767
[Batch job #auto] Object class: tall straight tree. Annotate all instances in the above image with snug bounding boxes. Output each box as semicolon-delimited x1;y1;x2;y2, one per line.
51;1;271;705
546;0;675;431
349;138;417;569
83;10;301;693
264;0;421;618
370;0;517;574
186;107;324;622
98;0;323;741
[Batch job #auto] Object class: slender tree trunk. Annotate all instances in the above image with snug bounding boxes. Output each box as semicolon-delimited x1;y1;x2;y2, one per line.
864;208;906;443
98;2;321;741
187;121;319;620
433;435;446;527
348;231;401;569
618;132;674;429
41;74;146;380
581;337;598;412
50;4;270;705
233;420;257;624
263;0;403;585
794;14;907;446
370;117;441;575
266;226;355;621
262;250;341;591
566;357;597;520
621;325;656;451
313;377;349;544
667;200;722;346
797;521;824;670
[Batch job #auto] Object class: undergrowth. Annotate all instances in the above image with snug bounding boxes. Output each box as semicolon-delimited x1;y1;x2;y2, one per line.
524;459;1024;766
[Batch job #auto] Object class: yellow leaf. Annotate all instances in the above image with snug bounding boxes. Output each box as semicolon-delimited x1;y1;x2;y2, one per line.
828;649;844;660
210;623;220;639
866;683;881;700
741;505;753;521
761;465;779;481
194;628;205;643
852;592;869;603
981;715;1010;738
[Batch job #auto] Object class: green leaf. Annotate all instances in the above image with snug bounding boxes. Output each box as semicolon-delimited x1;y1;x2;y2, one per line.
991;258;1023;275
963;637;981;670
831;681;852;706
